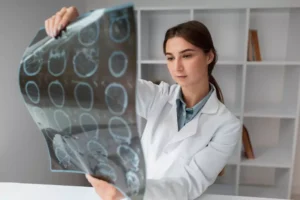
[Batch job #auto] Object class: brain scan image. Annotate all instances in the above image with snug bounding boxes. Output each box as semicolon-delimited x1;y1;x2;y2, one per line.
48;49;68;77
109;51;128;78
74;82;94;111
78;20;100;46
23;53;43;76
73;48;99;78
18;3;145;199
48;80;65;108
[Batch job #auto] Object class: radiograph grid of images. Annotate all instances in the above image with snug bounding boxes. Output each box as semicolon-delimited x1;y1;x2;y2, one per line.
20;6;144;197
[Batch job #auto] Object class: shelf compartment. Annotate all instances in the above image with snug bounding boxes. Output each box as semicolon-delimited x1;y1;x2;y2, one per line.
140;63;174;84
241;146;293;168
244;103;296;119
140;10;190;60
249;8;300;62
241;117;294;168
212;64;243;117
244;64;300;119
285;8;300;62
204;165;237;196
239;166;290;199
194;9;247;62
228;143;240;165
205;184;236;196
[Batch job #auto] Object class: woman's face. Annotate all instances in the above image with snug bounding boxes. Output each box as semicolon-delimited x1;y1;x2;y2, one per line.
165;36;213;88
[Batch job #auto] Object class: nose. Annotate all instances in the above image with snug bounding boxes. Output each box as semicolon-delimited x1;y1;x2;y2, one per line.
174;57;183;71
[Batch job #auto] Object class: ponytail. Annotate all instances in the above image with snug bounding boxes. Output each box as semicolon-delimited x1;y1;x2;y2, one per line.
209;74;224;104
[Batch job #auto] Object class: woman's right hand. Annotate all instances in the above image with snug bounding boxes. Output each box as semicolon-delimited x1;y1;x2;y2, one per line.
45;6;80;38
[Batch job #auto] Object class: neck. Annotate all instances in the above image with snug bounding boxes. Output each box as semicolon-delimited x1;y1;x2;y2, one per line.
181;79;210;108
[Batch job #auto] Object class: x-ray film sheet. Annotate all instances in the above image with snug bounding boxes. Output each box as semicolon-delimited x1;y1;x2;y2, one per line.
18;3;145;199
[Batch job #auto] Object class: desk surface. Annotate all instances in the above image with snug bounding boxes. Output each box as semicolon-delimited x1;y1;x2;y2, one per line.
0;182;288;200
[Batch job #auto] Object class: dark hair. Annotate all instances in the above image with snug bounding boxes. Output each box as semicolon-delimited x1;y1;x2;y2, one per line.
163;20;224;103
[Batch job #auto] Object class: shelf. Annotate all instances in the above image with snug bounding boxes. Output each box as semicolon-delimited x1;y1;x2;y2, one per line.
247;61;300;66
249;8;300;62
241;118;294;168
140;63;175;84
239;167;289;199
140;60;166;64
241;146;292;168
239;185;288;199
244;65;300;119
212;64;243;116
134;6;300;199
140;10;190;60
244;103;297;119
194;9;247;62
228;144;240;165
285;8;300;62
205;165;237;196
205;184;236;196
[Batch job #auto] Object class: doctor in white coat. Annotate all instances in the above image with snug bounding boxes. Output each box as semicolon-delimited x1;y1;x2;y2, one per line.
45;6;242;200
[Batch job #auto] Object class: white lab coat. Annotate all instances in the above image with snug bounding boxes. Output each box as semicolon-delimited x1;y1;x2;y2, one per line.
135;79;242;200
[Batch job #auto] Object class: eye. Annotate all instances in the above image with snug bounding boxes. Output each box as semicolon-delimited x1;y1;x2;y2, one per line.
167;57;174;61
183;54;192;58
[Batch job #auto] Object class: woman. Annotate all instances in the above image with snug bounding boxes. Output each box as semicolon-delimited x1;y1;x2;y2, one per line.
45;6;242;200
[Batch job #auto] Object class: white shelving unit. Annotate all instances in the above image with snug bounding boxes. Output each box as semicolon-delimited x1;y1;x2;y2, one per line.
135;5;300;199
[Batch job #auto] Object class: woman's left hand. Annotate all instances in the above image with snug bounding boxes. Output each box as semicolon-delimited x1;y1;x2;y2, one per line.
86;174;125;200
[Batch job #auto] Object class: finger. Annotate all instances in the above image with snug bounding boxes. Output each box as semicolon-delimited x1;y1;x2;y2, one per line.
54;7;67;34
52;15;61;37
86;174;97;185
45;19;50;37
60;6;78;30
49;15;56;37
67;6;79;19
59;12;73;31
86;174;93;182
86;175;115;200
86;174;102;185
86;177;105;199
87;175;111;190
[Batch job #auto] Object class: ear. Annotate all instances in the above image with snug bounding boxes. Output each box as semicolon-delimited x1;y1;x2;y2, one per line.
207;50;214;65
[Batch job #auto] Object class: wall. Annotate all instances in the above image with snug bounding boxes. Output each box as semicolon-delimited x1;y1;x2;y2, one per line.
0;0;89;186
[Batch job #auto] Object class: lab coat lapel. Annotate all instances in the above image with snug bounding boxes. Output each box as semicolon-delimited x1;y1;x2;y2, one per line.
165;86;220;147
149;85;220;179
165;103;200;147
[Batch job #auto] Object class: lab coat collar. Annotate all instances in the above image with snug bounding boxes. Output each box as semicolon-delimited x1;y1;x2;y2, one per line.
164;84;220;148
168;83;220;115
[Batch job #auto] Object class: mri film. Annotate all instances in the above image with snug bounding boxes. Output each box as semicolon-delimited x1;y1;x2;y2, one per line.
18;3;145;199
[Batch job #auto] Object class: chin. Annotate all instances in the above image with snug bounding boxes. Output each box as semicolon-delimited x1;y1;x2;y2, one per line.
176;79;199;88
176;80;189;87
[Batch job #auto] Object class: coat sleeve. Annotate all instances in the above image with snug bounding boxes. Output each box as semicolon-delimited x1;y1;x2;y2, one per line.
142;118;242;200
135;79;167;120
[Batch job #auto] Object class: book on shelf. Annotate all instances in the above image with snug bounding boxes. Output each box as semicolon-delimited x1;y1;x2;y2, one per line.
247;29;262;61
242;125;255;159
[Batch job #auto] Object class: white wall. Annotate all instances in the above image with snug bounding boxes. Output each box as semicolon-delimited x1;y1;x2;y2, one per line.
0;0;89;186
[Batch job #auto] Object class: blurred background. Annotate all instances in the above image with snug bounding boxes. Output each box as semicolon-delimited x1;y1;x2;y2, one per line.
1;0;300;199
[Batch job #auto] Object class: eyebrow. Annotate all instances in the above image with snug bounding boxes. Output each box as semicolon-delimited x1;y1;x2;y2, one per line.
165;48;196;55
